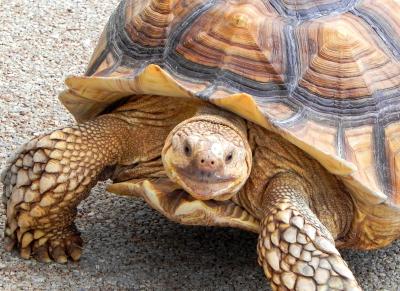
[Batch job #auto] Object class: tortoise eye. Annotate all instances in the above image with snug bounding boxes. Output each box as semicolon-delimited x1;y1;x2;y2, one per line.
225;152;233;163
184;143;192;157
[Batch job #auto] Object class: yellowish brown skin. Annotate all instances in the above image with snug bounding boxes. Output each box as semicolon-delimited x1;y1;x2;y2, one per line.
2;95;361;290
162;106;252;201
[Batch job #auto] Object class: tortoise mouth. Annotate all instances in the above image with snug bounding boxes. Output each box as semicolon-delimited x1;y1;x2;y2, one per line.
172;166;241;201
176;167;236;183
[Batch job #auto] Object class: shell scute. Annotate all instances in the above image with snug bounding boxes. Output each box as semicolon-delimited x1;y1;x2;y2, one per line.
176;0;288;84
295;13;400;99
343;125;381;195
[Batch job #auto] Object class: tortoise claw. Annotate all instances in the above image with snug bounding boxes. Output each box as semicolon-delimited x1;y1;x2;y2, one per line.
67;240;83;262
33;244;52;263
50;246;68;264
20;246;32;260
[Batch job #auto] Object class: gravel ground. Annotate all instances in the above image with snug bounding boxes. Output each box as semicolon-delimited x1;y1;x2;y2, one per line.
1;1;400;290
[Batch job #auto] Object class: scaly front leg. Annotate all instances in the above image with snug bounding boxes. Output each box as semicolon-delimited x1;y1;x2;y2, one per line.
1;115;144;263
257;173;361;290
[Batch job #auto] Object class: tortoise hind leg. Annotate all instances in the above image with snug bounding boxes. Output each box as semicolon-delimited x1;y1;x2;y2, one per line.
257;174;361;290
2;115;132;263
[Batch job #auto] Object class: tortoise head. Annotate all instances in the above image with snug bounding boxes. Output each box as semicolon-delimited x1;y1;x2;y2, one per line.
162;108;252;201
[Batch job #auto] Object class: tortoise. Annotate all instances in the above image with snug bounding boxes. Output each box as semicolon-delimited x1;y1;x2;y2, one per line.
3;0;400;289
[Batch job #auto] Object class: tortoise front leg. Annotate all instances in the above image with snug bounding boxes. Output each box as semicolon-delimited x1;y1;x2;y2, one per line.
257;174;361;290
1;115;141;263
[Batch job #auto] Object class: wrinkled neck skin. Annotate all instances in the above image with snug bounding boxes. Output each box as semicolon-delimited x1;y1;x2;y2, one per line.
108;95;200;181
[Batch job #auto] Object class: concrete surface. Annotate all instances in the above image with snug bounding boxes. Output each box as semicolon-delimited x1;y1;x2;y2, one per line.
1;1;400;290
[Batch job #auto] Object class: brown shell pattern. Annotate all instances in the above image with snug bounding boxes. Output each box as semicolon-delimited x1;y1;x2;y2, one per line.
61;0;400;209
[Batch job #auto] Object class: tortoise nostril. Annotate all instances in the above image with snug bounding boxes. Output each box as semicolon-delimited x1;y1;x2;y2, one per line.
197;155;218;170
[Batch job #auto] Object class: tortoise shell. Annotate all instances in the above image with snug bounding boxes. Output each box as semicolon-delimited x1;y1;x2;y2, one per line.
60;0;400;240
